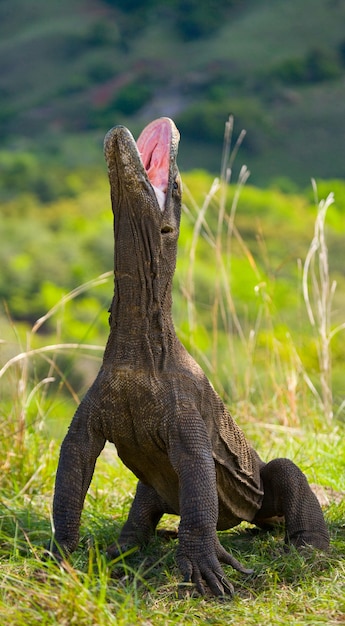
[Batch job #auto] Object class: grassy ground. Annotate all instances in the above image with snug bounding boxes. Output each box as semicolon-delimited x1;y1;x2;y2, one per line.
0;416;344;624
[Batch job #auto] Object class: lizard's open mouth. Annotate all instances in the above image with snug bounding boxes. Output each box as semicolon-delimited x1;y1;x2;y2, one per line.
136;118;173;212
104;117;179;225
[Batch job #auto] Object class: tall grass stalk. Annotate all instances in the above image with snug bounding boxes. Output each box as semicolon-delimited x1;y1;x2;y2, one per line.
302;180;345;422
214;118;250;353
183;117;257;399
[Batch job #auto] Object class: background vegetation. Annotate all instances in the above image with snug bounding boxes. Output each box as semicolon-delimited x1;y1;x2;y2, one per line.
2;0;345;185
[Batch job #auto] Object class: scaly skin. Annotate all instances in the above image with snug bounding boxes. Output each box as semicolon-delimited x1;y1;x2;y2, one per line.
51;118;329;597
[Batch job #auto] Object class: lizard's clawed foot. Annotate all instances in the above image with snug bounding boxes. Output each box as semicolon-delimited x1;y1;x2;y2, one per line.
177;557;235;598
44;539;73;565
176;535;252;598
106;541;139;561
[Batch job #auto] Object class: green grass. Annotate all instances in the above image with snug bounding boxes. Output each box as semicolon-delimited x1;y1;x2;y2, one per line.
0;423;344;624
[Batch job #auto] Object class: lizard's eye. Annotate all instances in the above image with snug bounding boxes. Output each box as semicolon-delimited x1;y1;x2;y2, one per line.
173;180;179;190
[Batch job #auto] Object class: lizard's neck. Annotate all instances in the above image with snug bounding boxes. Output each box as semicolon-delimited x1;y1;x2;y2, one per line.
103;270;176;371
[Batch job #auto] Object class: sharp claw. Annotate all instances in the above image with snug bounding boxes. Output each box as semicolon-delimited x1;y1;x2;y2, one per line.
203;569;235;598
191;569;206;596
217;543;254;575
195;579;206;596
225;554;251;574
239;566;254;575
213;582;225;596
218;575;235;596
210;571;235;597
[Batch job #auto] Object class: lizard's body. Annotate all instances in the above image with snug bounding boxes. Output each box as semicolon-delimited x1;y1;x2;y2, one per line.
51;118;329;596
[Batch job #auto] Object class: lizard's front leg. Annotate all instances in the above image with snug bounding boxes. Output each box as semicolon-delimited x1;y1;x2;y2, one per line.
166;408;250;597
51;391;106;557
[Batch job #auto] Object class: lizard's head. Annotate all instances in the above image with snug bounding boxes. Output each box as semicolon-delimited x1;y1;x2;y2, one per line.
103;118;181;313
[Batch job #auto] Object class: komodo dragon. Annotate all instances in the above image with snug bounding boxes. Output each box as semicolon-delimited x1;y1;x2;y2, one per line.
51;117;329;597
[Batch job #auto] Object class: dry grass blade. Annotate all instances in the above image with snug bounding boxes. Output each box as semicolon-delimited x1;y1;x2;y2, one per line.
0;343;105;380
302;179;341;421
31;271;113;334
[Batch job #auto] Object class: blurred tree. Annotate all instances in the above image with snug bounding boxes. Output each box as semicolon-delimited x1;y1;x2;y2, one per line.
305;47;341;82
173;0;236;39
273;46;342;85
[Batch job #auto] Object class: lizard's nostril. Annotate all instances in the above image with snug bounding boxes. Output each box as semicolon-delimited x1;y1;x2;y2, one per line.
161;225;173;234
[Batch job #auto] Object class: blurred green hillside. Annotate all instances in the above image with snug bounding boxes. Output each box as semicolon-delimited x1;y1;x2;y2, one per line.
2;0;345;185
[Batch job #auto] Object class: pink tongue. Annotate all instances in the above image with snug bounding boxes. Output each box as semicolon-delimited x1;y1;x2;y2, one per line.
136;119;171;194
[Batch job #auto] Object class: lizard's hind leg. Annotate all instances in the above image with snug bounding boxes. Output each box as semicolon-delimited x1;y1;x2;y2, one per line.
107;481;172;558
253;458;330;551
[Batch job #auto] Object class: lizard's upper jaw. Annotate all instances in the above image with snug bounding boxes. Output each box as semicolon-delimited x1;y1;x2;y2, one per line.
104;117;180;216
